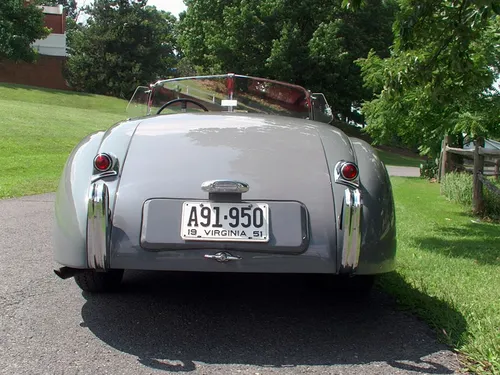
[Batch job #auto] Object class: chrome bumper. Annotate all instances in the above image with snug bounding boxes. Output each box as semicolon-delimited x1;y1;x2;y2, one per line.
340;188;362;273
86;180;110;270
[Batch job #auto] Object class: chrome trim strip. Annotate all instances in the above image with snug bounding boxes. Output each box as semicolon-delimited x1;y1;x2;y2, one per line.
201;179;249;193
86;180;110;270
152;73;310;94
90;170;118;183
340;188;362;273
204;251;241;262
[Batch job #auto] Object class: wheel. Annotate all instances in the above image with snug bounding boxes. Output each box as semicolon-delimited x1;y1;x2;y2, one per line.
343;275;376;297
324;275;376;299
74;269;124;293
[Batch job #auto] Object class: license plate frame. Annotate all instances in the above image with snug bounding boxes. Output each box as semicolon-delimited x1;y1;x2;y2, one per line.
180;201;270;242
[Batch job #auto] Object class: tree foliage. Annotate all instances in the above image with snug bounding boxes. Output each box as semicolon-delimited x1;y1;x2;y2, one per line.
353;0;500;156
60;0;78;19
0;0;50;62
65;0;177;98
178;0;397;120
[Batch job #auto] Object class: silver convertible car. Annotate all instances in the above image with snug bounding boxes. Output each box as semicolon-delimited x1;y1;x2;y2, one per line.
53;73;396;294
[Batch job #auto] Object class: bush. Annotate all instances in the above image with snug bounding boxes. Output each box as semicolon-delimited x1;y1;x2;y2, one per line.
442;172;500;218
484;180;500;218
420;159;439;179
442;172;473;207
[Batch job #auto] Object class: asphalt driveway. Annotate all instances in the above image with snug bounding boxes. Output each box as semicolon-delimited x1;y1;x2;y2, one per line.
0;193;460;374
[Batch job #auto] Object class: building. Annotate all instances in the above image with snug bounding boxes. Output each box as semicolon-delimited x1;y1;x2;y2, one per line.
464;138;500;151
0;4;70;90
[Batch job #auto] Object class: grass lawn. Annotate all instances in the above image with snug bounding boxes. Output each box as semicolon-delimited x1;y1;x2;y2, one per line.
376;148;424;168
383;177;500;374
0;84;129;198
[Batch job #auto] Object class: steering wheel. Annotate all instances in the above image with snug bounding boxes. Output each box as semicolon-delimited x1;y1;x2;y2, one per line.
156;98;209;114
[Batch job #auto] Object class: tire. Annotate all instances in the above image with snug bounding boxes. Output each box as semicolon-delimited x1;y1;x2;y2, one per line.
344;275;375;297
74;269;124;293
325;275;375;299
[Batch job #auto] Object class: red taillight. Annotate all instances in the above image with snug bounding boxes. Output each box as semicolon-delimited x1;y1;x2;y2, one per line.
341;162;358;180
94;153;112;172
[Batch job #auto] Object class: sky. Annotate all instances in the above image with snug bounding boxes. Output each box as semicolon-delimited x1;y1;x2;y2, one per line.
145;0;187;16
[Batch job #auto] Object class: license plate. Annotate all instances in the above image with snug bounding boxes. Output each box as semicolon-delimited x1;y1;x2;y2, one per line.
180;201;269;242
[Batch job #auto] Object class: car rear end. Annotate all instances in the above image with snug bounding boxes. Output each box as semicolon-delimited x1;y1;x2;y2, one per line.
100;113;339;274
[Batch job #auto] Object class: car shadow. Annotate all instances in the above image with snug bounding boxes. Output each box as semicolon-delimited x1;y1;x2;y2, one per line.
80;271;463;373
413;220;500;265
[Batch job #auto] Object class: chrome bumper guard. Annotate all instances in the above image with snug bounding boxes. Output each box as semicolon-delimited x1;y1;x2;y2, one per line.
86;180;110;270
340;188;362;273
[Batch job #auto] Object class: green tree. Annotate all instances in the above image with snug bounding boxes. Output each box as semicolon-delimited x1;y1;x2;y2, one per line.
178;0;396;120
0;0;50;62
65;0;177;98
353;0;500;156
307;1;397;122
60;0;78;19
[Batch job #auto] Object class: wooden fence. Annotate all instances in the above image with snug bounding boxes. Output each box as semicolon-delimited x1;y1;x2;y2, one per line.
438;136;500;215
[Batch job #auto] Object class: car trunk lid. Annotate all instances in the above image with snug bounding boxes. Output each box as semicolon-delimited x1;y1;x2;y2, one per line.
110;113;337;256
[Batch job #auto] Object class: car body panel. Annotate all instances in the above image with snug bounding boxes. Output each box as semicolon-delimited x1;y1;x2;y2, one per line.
108;113;339;271
53;131;104;268
313;124;357;265
314;127;396;274
350;138;396;274
53;118;143;268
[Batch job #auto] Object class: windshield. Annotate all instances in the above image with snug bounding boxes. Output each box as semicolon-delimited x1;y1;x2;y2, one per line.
128;74;319;120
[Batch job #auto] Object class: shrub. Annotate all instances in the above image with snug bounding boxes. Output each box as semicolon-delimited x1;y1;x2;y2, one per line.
420;159;439;179
484;179;500;218
442;172;500;218
442;172;473;207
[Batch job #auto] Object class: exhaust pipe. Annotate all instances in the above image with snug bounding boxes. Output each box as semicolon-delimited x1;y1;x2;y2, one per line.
54;267;85;280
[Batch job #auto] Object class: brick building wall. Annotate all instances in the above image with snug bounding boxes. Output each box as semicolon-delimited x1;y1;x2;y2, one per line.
44;13;65;34
0;56;69;90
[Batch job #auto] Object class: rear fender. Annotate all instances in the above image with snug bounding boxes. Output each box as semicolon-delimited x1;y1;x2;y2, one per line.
316;126;358;273
53;119;143;269
317;126;396;275
350;138;397;274
53;131;105;268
